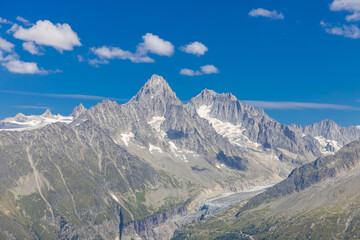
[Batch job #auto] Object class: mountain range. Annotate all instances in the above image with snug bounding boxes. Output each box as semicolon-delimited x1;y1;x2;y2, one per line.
1;74;360;239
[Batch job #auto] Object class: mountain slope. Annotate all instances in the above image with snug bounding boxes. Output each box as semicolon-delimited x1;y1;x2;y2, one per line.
1;74;360;239
0;75;291;239
173;140;360;239
0;120;164;239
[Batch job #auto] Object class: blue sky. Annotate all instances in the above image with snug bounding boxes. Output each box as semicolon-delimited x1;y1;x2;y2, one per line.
1;0;360;126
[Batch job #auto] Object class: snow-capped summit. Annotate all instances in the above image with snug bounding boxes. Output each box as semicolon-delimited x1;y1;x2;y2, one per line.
0;110;74;131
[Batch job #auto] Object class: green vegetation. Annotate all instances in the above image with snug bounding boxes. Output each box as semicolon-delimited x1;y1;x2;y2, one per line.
173;197;360;240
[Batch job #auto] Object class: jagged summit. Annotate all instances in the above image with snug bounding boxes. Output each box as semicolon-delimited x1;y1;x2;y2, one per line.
197;88;237;101
199;88;217;97
130;74;181;105
147;74;169;88
13;113;28;122
71;103;87;118
41;109;54;118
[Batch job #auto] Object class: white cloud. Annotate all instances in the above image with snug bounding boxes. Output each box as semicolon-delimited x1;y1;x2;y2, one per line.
137;33;174;56
77;55;85;62
242;100;360;110
13;20;81;52
90;46;154;63
180;41;208;56
88;58;109;67
0;35;52;75
90;33;173;65
249;8;284;20
16;16;31;25
321;21;360;38
345;12;360;21
23;41;42;55
91;46;154;62
180;64;219;76
0;51;18;62
0;37;15;52
0;51;52;75
179;68;202;76
330;0;360;22
330;0;360;12
6;24;20;34
200;64;219;74
0;17;12;24
1;60;48;74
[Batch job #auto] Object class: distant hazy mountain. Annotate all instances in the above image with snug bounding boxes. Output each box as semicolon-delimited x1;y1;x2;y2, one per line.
0;109;73;131
1;74;360;239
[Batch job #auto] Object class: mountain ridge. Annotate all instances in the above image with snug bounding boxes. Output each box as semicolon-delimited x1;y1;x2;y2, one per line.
1;74;360;239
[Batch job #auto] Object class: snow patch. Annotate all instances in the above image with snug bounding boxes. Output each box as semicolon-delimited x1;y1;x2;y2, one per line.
314;136;341;155
120;132;134;146
197;105;261;150
149;144;163;153
148;116;166;137
168;141;196;162
215;163;225;169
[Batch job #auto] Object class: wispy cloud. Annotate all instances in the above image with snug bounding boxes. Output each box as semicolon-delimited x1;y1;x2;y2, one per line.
321;21;360;38
242;100;360;110
23;41;43;55
0;17;12;25
16;16;32;25
180;64;219;76
13;105;51;110
249;8;284;20
0;90;128;101
0;37;15;52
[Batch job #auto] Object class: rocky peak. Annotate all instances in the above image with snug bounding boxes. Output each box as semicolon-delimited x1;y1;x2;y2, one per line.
196;89;238;102
71;103;87;119
13;113;28;122
41;109;54;118
131;74;180;104
187;89;267;124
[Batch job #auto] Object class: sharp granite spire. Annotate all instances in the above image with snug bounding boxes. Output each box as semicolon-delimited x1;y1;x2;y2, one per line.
131;74;180;104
